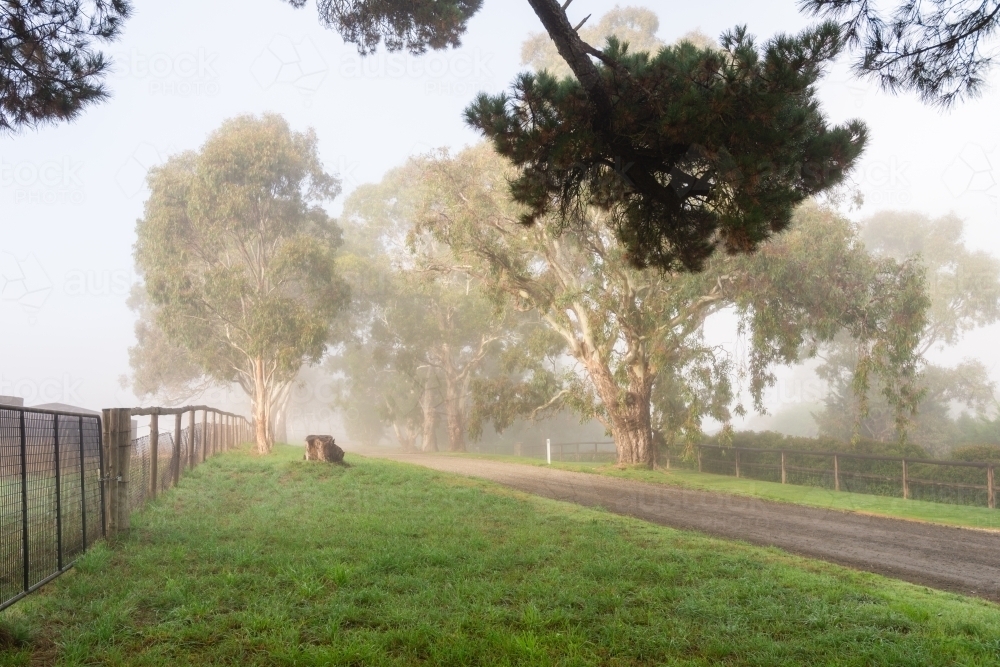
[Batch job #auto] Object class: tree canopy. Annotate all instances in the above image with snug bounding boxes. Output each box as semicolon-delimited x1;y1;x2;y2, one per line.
375;144;927;465
801;0;1000;106
816;211;1000;453
0;0;130;132
133;113;350;453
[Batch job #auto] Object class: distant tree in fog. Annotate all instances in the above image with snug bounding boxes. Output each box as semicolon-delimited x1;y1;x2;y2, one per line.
334;170;521;452
123;284;215;404
0;0;130;132
394;144;928;466
133;114;350;454
816;211;1000;454
801;0;1000;106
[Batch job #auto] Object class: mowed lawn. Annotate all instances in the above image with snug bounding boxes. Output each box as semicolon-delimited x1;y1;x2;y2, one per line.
446;453;1000;531
2;447;999;665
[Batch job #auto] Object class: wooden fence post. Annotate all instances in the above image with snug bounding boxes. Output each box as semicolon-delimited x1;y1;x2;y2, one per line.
735;449;740;478
102;408;132;538
902;459;909;500
697;446;702;473
173;413;182;487
188;410;196;470
201;410;208;463
989;465;995;510
149;413;158;500
834;454;840;492
781;451;787;484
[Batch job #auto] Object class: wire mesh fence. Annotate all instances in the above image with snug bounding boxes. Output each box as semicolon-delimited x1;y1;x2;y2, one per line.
0;407;103;612
0;404;248;613
127;423;212;512
694;444;996;508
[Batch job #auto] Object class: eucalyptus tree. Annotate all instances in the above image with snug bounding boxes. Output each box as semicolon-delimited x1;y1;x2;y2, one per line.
337;171;514;452
124;284;214;404
816;211;1000;453
398;145;926;466
133;114;350;453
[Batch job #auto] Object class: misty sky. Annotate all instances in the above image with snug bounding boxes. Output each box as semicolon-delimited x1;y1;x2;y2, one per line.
1;0;998;421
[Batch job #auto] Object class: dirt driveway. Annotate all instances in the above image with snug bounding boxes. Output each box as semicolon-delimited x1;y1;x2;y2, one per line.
355;448;1000;601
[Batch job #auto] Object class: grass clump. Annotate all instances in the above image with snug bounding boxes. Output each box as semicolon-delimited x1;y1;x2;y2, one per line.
1;445;998;665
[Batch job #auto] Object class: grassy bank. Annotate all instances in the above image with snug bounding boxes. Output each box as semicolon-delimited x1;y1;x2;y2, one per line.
445;453;1000;531
2;445;999;665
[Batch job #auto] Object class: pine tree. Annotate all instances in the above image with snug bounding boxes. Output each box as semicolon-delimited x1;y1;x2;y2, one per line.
1;1;131;131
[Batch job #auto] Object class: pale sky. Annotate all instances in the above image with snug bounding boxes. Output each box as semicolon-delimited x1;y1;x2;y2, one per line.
1;0;998;425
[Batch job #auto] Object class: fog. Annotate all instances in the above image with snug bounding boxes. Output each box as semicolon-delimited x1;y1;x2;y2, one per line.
2;0;999;447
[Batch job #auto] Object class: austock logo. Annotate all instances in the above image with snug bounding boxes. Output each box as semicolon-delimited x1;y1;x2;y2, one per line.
251;35;329;101
943;143;999;208
0;252;52;324
115;48;221;97
0;374;85;405
0;157;85;205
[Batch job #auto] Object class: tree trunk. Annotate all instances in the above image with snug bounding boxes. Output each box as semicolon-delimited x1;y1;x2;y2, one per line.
586;361;654;466
252;357;274;454
444;372;465;452
392;422;418;451
272;384;291;444
421;374;438;452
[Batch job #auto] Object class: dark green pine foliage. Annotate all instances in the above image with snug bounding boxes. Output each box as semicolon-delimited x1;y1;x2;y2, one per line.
0;0;131;132
465;23;868;271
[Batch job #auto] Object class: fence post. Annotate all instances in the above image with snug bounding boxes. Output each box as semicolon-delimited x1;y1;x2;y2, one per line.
173;413;182;488
546;438;551;465
19;411;29;593
149;413;158;500
53;415;63;570
989;465;995;510
697;446;702;473
834;454;840;492
102;408;132;538
735;449;740;478
79;417;89;547
188;410;196;470
201;410;208;463
781;451;786;484
902;459;909;500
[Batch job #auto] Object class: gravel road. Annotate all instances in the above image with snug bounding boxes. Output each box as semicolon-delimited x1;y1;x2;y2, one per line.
355;449;1000;601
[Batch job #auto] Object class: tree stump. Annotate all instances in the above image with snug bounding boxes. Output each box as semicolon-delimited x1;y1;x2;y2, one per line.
304;435;345;463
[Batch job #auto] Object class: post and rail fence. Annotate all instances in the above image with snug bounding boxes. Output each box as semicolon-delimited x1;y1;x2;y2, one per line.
530;439;998;509
0;404;250;612
690;443;996;509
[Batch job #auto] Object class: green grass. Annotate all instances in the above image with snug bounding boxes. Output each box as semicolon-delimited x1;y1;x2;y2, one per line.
2;446;999;666
444;453;1000;531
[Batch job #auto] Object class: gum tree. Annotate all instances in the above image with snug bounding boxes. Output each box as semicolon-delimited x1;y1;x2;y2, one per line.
134;114;350;453
336;172;514;452
395;145;927;466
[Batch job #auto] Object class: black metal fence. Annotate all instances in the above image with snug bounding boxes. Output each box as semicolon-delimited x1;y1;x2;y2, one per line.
0;406;104;612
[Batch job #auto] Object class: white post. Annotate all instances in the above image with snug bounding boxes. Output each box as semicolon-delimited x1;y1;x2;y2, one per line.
546;438;551;465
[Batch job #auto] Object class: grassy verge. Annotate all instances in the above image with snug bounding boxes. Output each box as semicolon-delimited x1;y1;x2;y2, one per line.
442;452;1000;531
2;445;998;666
